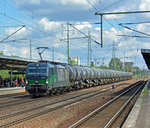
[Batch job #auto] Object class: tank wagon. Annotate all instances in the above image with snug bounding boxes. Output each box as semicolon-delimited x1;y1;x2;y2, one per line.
25;62;132;97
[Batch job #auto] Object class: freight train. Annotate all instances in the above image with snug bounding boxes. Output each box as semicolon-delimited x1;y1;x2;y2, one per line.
25;62;132;97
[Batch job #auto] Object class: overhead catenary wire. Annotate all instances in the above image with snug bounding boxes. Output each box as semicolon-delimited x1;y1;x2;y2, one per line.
119;24;150;37
1;38;27;43
0;25;25;43
69;24;100;45
119;21;150;25
117;34;150;38
99;0;123;12
118;21;150;38
12;0;55;22
99;1;127;39
95;0;128;42
103;16;127;40
86;0;98;12
103;16;115;28
0;25;22;28
95;10;150;47
0;13;61;41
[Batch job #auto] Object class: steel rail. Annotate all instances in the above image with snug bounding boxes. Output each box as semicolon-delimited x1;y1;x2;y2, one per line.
0;86;115;127
0;92;27;98
0;86;111;121
1;81;128;120
104;82;145;128
0;82;112;108
69;81;143;128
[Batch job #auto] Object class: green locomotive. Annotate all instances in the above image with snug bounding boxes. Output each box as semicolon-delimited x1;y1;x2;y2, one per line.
25;62;69;97
25;62;132;97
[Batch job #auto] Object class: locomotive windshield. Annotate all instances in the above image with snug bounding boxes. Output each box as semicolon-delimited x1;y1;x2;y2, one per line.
27;66;47;75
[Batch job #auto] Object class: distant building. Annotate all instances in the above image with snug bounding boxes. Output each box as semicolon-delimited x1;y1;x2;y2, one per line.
70;57;80;65
134;67;141;73
125;62;134;72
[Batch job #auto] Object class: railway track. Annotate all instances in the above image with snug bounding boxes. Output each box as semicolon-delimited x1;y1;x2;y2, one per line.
0;80;132;109
0;92;27;98
69;81;145;128
0;85;116;127
0;80;140;127
0;86;108;109
0;95;42;109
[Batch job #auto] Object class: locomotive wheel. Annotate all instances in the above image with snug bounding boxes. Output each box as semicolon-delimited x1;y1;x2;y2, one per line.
30;94;37;98
48;90;52;96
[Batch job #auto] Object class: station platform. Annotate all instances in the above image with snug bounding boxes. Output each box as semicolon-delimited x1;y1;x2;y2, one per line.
0;87;25;96
123;80;150;128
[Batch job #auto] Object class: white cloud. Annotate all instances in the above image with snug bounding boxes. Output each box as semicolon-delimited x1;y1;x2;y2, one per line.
53;42;62;48
28;0;40;4
126;50;140;57
38;17;61;32
74;22;92;30
57;53;66;59
1;44;29;58
139;0;150;10
118;38;139;49
2;0;150;68
104;14;124;20
141;42;150;49
13;0;99;21
136;24;150;35
95;27;100;31
104;28;121;43
5;26;27;38
19;47;29;58
61;0;89;6
15;0;97;10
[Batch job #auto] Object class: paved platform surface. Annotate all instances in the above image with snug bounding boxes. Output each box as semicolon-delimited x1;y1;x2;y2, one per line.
0;87;25;96
123;80;150;128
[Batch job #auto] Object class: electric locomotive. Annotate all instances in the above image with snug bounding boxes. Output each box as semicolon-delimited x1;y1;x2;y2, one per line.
25;62;69;97
25;62;132;97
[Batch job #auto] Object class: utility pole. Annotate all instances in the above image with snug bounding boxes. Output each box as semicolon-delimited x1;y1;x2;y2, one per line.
111;41;118;70
124;51;125;71
87;31;92;66
120;53;132;71
30;40;32;59
123;52;129;71
52;47;54;61
67;21;70;64
61;21;74;64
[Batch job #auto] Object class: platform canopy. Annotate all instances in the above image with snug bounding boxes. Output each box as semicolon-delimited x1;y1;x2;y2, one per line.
141;49;150;69
0;55;38;70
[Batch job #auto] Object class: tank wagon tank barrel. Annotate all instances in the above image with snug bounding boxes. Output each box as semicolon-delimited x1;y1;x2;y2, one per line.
25;62;133;97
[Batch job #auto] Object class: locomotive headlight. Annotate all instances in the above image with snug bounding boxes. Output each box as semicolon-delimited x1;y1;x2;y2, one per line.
46;79;49;84
26;80;28;84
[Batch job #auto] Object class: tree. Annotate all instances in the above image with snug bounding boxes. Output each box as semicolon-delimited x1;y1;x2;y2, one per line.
90;61;95;67
109;58;123;70
0;51;4;55
11;55;19;58
98;65;110;69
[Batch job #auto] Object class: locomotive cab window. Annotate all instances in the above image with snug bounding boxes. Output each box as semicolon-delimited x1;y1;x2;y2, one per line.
27;66;47;75
37;67;47;74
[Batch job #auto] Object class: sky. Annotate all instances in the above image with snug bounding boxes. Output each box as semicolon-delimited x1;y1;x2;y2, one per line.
0;0;150;69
